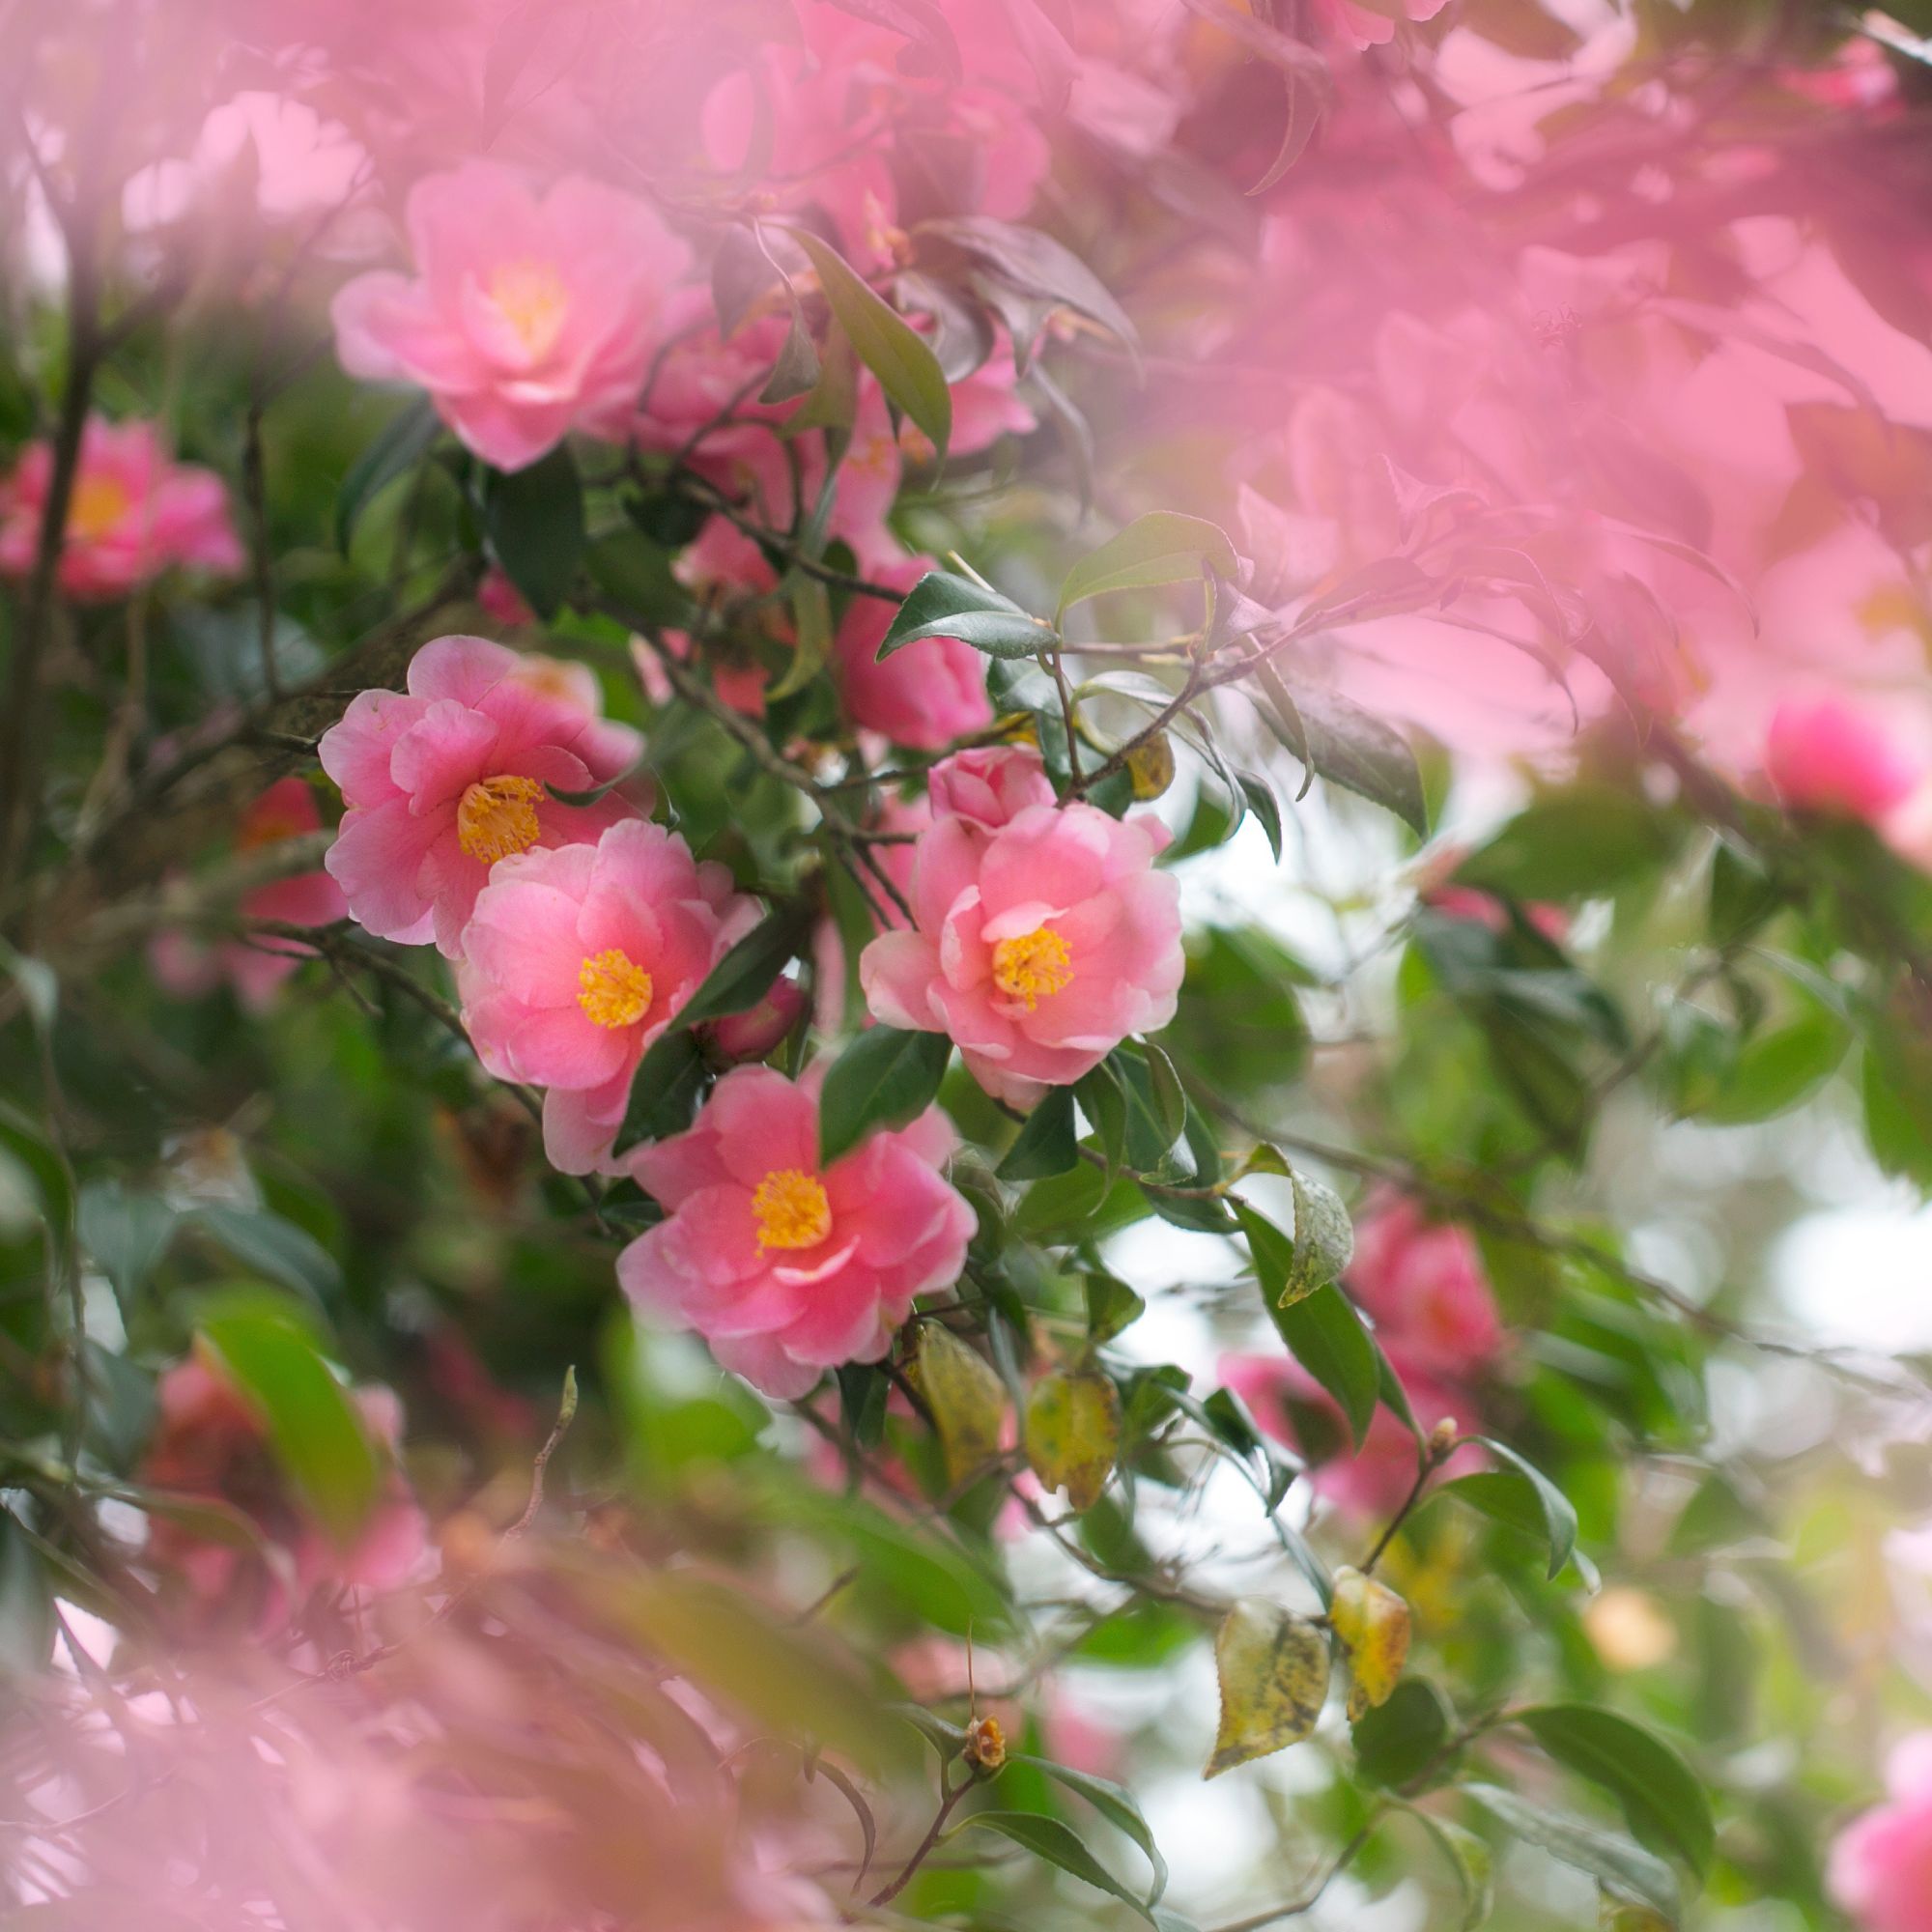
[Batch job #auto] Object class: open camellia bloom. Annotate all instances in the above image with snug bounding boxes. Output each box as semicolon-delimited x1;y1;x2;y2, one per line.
150;779;349;1010
618;1065;976;1398
1830;1734;1932;1932
330;159;691;470
0;414;242;600
860;747;1183;1104
142;1346;425;1634
457;819;755;1173
319;635;642;956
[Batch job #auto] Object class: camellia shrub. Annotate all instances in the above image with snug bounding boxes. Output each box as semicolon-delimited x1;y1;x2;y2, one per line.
6;1;1932;1926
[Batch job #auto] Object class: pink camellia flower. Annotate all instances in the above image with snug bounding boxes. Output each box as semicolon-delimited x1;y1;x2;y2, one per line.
458;819;755;1173
1829;1733;1932;1932
0;415;243;601
319;634;642;956
618;1064;976;1398
150;779;349;1011
1347;1195;1503;1381
834;555;995;752
477;564;536;629
142;1343;426;1634
927;742;1060;830
1764;696;1925;823
1220;1350;1475;1520
330;158;691;471
860;748;1183;1104
1314;0;1450;50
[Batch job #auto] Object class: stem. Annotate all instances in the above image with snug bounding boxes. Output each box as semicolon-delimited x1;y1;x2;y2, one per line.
867;1770;970;1908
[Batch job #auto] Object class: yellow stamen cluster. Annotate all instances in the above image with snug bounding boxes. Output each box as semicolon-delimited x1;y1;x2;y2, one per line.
753;1168;832;1252
456;774;546;865
991;926;1073;1010
577;949;654;1031
69;475;132;541
487;259;569;358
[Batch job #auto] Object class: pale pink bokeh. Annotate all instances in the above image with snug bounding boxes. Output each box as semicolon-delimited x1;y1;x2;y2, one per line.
618;1064;976;1397
0;415;242;601
1763;696;1925;823
457;819;755;1174
1829;1733;1932;1932
330;159;691;470
319;634;642;957
861;752;1183;1104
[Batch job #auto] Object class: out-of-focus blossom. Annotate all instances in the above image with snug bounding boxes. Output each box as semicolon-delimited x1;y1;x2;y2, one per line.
862;752;1182;1103
1764;696;1925;822
618;1064;975;1397
0;416;243;600
142;1345;425;1634
703;973;808;1064
457;819;754;1173
1347;1195;1504;1381
834;555;995;752
1830;1734;1932;1932
478;565;537;629
150;779;348;1010
319;634;642;957
330;159;691;470
928;742;1060;829
1314;0;1451;51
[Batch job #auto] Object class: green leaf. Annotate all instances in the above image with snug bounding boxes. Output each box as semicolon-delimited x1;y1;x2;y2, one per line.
336;398;439;553
916;215;1139;359
0;1508;53;1676
1351;1676;1458;1789
1515;1705;1715;1880
1206;1599;1330;1776
878;569;1054;660
818;1026;952;1166
1458;789;1676;901
999;1087;1080;1179
1457;1435;1578;1578
1026;1369;1122;1512
915;1323;1009;1488
485;441;585;618
1007;1753;1169;1903
1411;1811;1495;1930
77;1179;177;1313
1058;513;1239;622
955;1812;1157;1924
188;1205;340;1304
1702;1004;1847;1124
1084;1271;1146;1346
196;1299;381;1548
1269;685;1428;838
1236;770;1283;861
785;226;952;464
1269;1283;1378;1445
1463;1783;1681;1922
1076;1062;1128;1182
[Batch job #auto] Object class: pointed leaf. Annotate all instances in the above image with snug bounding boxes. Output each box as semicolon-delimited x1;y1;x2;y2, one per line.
1026;1369;1122;1512
1207;1599;1330;1776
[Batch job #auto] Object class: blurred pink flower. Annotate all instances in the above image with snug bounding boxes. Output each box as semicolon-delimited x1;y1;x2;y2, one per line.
1830;1733;1932;1932
457;819;755;1173
928;742;1060;829
618;1064;975;1397
477;564;536;628
1764;696;1925;822
1347;1194;1503;1381
143;1344;425;1634
319;634;642;956
704;973;808;1064
0;415;242;601
1315;0;1450;50
150;779;349;1011
834;555;995;752
861;770;1182;1104
330;159;691;470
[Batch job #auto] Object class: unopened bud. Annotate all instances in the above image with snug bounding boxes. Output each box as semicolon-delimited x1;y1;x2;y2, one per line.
1427;1417;1460;1459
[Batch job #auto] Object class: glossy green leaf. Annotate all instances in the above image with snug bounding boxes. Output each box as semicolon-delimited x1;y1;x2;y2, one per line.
485;441;585;618
1058;513;1239;621
818;1026;952;1167
878;569;1054;659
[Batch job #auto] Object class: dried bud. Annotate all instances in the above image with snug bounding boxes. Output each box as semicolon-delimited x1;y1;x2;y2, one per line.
1427;1416;1460;1459
962;1714;1007;1774
1126;731;1176;800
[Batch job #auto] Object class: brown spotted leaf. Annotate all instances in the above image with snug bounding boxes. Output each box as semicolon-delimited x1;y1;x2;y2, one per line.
1329;1565;1411;1722
914;1323;1008;1488
1025;1369;1122;1513
1206;1599;1330;1777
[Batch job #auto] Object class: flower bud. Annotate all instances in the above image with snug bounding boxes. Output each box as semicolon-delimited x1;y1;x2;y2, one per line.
702;975;807;1065
962;1713;1007;1774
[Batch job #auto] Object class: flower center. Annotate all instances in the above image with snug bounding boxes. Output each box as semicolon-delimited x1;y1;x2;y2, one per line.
456;774;546;864
991;925;1073;1010
753;1168;832;1251
577;949;654;1031
69;475;132;541
487;258;569;358
235;810;302;854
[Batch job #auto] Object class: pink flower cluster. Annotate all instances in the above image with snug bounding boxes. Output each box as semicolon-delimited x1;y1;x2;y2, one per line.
1831;1734;1932;1932
1223;1194;1503;1518
142;1345;425;1634
861;744;1184;1105
618;1065;976;1399
0;415;242;601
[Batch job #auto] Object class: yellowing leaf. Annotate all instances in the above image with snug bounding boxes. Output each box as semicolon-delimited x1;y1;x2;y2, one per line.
1025;1369;1122;1513
1329;1565;1411;1721
1206;1599;1330;1777
914;1323;1008;1488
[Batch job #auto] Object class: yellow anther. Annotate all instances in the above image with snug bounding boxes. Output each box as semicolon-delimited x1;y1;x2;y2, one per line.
456;774;545;865
753;1168;833;1251
69;475;131;540
487;259;569;358
577;949;654;1031
991;926;1073;1010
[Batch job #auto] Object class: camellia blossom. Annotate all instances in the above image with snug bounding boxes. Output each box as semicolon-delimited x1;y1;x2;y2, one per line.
457;820;754;1173
142;1344;426;1634
1829;1733;1932;1932
860;747;1183;1104
319;634;642;957
1315;0;1451;50
0;415;243;600
330;158;691;470
618;1064;976;1397
1346;1195;1503;1381
150;779;350;1010
834;555;995;752
1764;696;1925;823
927;742;1060;830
